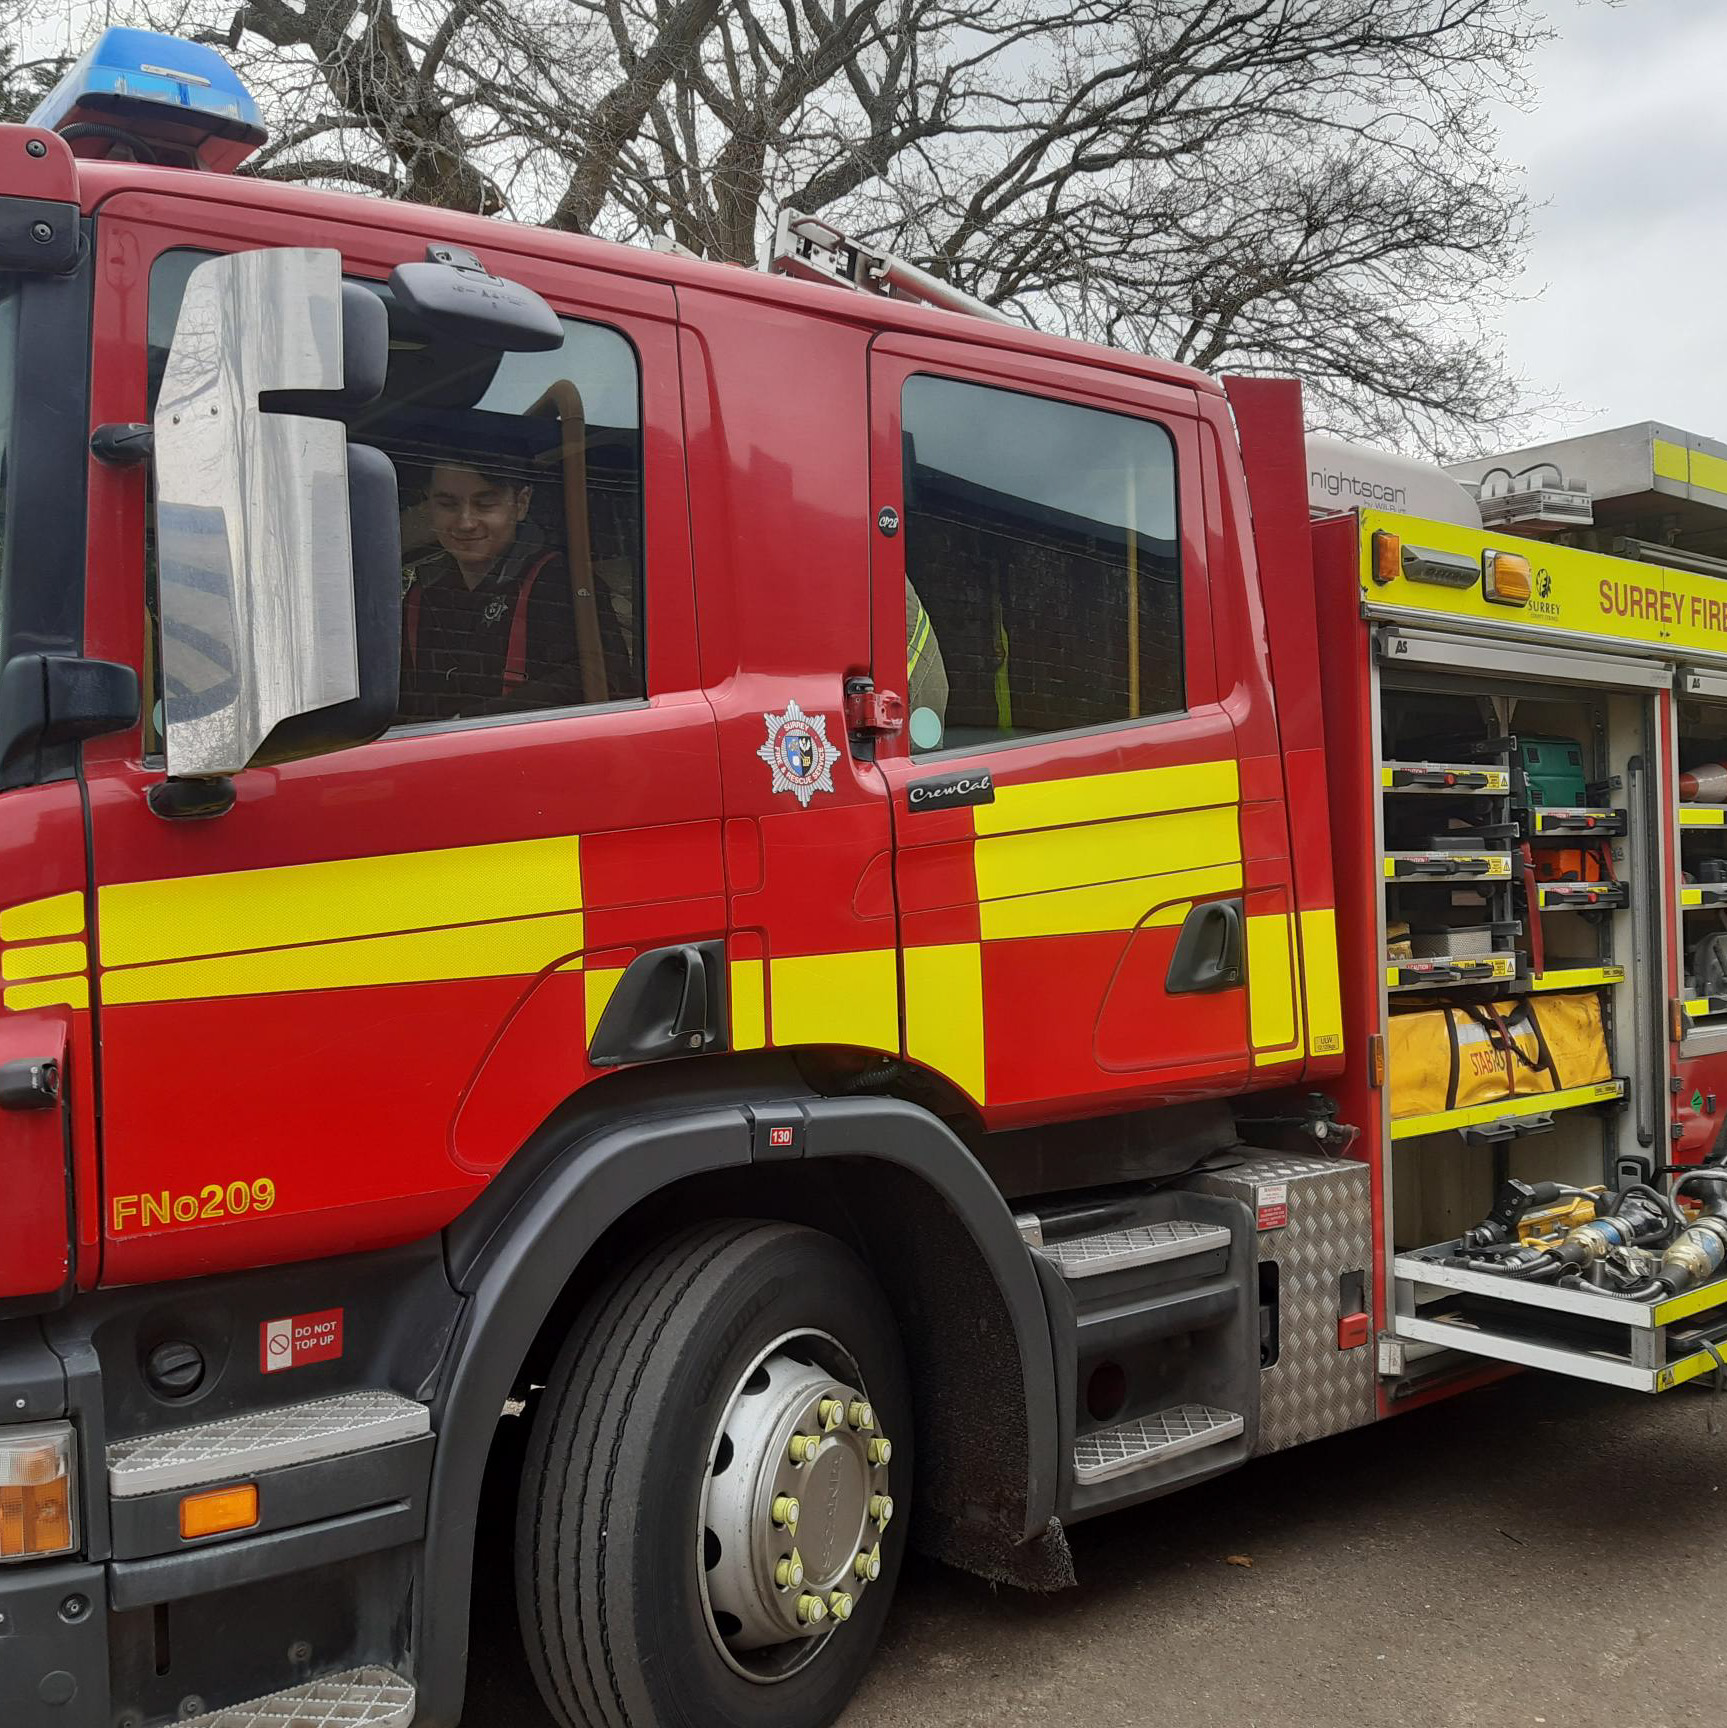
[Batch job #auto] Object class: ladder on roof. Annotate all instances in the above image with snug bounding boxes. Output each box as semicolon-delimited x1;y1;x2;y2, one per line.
766;208;1017;326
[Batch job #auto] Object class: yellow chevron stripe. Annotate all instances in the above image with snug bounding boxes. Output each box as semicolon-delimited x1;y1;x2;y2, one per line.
770;949;898;1052
979;863;1243;942
0;892;85;942
730;959;766;1051
3;976;89;1012
974;806;1239;904
904;942;985;1101
972;759;1239;836
1299;907;1344;1058
99;836;581;968
584;967;625;1042
1;939;88;982
101;912;584;1006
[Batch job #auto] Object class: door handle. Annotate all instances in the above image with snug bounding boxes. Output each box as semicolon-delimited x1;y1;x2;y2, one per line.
1165;899;1244;995
0;1057;60;1111
589;940;729;1067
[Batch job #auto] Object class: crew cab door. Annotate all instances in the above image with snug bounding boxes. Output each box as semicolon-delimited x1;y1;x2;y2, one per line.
868;339;1293;1125
80;193;719;1285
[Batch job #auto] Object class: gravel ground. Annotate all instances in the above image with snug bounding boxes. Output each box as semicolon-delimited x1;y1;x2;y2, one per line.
465;1372;1727;1728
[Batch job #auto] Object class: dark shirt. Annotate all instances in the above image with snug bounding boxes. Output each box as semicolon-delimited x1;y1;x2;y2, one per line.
398;532;635;723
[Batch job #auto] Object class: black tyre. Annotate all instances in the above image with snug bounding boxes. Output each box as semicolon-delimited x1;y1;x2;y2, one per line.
515;1220;912;1728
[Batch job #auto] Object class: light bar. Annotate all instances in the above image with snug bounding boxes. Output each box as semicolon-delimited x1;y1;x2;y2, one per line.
0;1422;78;1563
29;28;266;174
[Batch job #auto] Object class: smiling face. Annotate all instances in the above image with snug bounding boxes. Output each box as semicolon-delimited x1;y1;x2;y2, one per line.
427;465;531;585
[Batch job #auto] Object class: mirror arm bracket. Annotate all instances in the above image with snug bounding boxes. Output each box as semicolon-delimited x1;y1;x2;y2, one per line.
91;422;153;466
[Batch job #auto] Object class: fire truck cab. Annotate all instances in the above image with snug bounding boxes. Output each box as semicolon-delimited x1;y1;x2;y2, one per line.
5;31;1727;1728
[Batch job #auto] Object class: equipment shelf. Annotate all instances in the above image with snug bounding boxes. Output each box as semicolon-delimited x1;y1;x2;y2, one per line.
1393;1250;1727;1393
1383;850;1511;881
1389;1077;1625;1144
1386;953;1518;992
1681;884;1727;910
1381;761;1511;795
1683;995;1727;1024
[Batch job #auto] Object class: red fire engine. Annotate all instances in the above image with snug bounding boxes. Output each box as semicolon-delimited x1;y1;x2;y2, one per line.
7;28;1727;1728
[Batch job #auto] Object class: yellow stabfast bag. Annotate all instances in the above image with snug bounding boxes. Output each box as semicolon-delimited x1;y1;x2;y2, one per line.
1387;1000;1557;1120
1528;989;1612;1090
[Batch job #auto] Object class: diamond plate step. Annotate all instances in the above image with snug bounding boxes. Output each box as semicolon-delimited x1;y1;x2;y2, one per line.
108;1391;428;1498
1073;1404;1244;1485
1041;1220;1229;1279
178;1666;414;1728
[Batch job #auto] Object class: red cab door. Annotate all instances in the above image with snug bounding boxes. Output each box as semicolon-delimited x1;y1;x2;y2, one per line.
869;338;1295;1127
80;190;720;1284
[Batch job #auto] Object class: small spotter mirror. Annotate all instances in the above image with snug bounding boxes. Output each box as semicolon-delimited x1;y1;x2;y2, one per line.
387;244;562;353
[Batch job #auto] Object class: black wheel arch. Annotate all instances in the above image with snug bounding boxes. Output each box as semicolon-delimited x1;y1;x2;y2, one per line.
414;1086;1059;1727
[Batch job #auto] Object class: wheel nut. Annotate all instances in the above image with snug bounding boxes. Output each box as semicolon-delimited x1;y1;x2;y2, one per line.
788;1433;821;1465
854;1544;882;1582
795;1593;827;1625
772;1494;800;1532
817;1397;846;1431
869;1494;894;1527
828;1591;854;1621
848;1400;875;1431
775;1549;805;1590
867;1437;892;1466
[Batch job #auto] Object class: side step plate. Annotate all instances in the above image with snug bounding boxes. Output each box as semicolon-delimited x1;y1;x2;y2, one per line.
1074;1405;1244;1484
1042;1220;1229;1279
180;1666;415;1728
109;1390;429;1497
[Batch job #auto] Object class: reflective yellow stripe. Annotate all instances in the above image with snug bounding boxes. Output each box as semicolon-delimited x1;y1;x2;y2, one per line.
730;958;766;1051
1697;447;1727;497
1653;437;1690;484
99;836;581;968
979;863;1241;942
3;976;89;1012
0;892;85;942
102;911;585;1005
1530;966;1624;991
584;967;625;1042
974;759;1238;836
1247;912;1297;1056
1657;1345;1727;1391
904;943;984;1102
769;949;898;1052
1679;808;1724;827
1391;1079;1624;1140
907;607;931;673
1682;887;1707;907
1651;1277;1727;1327
1299;907;1343;1058
1;940;87;982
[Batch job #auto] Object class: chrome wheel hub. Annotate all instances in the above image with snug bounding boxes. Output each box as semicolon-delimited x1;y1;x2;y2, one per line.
698;1331;894;1683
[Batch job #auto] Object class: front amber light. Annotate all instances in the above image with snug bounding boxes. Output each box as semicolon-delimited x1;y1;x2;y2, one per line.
1371;530;1402;585
0;1423;77;1562
179;1483;260;1541
1483;549;1533;605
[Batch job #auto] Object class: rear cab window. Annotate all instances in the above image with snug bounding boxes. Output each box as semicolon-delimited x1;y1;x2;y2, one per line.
899;373;1182;755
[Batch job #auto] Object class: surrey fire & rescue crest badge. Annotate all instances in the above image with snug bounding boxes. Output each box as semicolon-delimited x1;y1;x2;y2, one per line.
756;699;841;808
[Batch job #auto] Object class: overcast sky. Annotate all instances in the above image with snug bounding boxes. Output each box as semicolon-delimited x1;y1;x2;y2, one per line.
1495;1;1727;441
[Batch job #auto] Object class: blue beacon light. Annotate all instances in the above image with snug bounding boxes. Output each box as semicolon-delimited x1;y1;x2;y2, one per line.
28;28;267;174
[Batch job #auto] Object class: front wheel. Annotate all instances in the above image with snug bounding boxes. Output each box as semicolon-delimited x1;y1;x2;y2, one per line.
516;1220;912;1728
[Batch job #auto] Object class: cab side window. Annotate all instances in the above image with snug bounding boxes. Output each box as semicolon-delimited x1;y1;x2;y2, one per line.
144;250;646;741
900;374;1182;754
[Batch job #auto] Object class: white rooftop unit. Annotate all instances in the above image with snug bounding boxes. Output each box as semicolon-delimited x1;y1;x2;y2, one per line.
1304;434;1481;530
